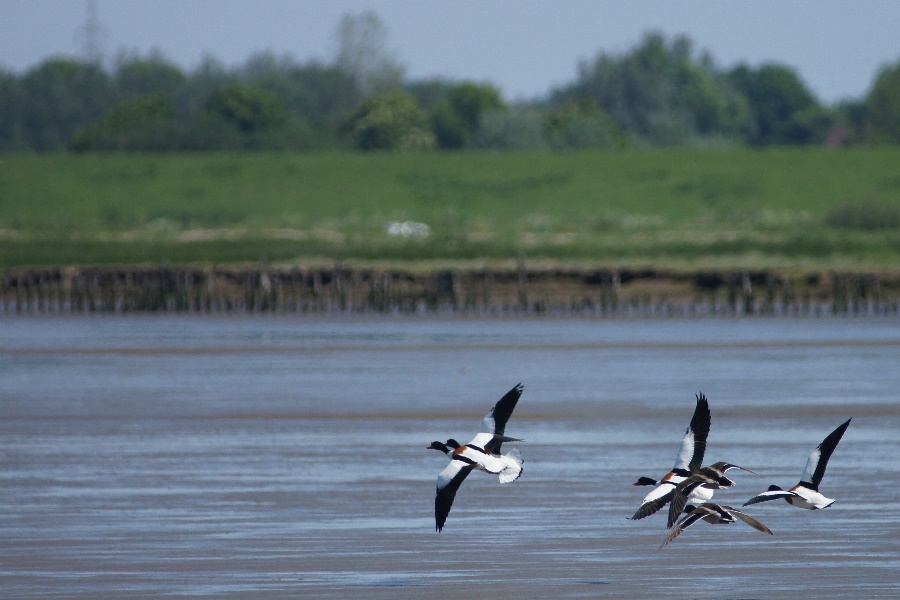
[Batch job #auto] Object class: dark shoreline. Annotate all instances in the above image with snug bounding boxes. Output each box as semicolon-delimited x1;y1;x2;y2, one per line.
2;264;899;316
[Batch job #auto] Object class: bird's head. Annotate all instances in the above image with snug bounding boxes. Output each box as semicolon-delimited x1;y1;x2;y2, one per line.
427;441;448;453
633;476;657;486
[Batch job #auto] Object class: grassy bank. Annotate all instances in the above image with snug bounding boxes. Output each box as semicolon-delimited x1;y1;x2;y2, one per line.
2;149;900;270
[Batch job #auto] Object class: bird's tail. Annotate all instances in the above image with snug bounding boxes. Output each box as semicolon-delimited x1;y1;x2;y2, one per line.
498;448;523;483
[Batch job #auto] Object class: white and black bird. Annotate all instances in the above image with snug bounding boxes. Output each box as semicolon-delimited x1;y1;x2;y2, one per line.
428;383;525;532
658;503;773;551
630;393;711;521
428;437;525;485
667;461;758;528
743;418;851;510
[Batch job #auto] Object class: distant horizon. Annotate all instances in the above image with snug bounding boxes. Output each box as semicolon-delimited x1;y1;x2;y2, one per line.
2;0;899;105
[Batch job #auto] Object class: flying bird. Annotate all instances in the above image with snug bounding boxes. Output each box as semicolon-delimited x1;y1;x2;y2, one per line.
429;383;525;532
667;461;758;528
427;438;523;484
630;393;711;521
658;503;773;551
743;418;851;510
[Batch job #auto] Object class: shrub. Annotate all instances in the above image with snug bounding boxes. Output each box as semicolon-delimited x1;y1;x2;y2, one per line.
344;90;435;151
824;199;900;230
205;85;286;133
470;108;548;150
72;94;179;151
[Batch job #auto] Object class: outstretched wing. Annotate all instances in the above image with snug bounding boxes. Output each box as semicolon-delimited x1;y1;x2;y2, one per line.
480;383;523;454
468;432;523;457
673;393;711;472
630;486;675;520
658;505;712;551
481;383;523;436
667;477;712;528
723;506;773;535
434;459;474;532
801;418;851;489
742;485;795;507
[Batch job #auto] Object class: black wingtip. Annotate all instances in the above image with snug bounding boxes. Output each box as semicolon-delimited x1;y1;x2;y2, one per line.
832;418;852;435
831;418;851;439
690;393;712;434
488;383;524;443
816;418;852;460
808;418;852;487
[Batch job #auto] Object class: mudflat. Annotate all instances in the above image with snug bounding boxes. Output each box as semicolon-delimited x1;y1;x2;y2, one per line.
2;316;898;598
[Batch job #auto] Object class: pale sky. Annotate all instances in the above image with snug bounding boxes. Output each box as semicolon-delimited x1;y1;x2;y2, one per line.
2;0;899;105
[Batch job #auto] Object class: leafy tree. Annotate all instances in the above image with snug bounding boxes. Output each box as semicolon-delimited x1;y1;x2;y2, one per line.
199;85;289;150
72;94;178;150
343;90;435;151
0;70;28;152
866;60;900;143
833;100;869;145
543;98;624;149
241;51;361;146
113;54;186;103
728;63;832;145
405;78;457;112
430;82;505;149
334;11;404;96
447;83;505;134
205;85;285;133
430;103;469;149
471;107;547;150
21;58;113;150
172;55;237;119
674;58;747;137
0;26;856;153
553;32;746;146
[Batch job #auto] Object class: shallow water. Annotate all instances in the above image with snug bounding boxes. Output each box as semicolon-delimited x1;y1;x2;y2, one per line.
2;315;899;598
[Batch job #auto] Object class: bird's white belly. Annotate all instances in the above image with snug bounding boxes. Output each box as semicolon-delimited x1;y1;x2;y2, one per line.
789;487;834;509
459;448;505;474
688;485;715;504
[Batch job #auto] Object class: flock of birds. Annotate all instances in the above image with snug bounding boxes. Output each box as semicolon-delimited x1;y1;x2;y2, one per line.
428;384;852;550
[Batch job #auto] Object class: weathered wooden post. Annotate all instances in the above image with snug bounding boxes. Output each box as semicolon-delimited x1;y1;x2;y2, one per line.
517;254;528;312
741;271;753;315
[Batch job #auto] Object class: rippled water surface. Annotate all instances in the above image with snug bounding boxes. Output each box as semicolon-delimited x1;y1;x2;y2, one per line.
2;316;899;598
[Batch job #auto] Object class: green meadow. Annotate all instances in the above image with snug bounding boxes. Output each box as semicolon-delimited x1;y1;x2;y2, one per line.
1;148;899;270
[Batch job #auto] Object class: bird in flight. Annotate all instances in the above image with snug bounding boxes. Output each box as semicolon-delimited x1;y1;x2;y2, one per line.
631;393;711;521
429;383;525;532
743;418;851;510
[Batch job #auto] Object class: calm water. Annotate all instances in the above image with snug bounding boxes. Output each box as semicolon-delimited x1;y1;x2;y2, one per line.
2;316;899;598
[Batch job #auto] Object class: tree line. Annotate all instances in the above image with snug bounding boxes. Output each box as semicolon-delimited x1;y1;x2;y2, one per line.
1;15;898;153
